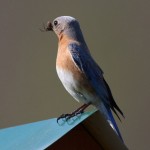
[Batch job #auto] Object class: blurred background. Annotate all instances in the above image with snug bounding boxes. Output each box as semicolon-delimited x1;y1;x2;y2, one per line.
0;0;150;149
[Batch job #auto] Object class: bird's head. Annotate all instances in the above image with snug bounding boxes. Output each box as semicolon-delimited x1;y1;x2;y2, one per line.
47;16;76;34
43;16;85;42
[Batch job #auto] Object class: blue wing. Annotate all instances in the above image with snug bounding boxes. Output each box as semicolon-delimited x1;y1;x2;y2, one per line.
68;43;124;119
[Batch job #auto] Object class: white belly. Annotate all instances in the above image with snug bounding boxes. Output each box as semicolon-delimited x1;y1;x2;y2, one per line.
56;67;79;101
56;67;99;104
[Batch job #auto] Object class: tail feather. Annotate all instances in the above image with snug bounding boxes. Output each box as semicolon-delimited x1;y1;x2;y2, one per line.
111;107;122;122
107;107;124;142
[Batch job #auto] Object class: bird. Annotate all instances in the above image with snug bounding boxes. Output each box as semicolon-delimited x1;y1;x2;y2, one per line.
43;16;124;141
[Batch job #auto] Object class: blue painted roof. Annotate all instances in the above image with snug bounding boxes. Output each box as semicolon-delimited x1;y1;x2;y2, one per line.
0;111;96;150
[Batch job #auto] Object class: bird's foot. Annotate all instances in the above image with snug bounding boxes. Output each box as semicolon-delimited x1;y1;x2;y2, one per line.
57;103;91;123
57;109;84;123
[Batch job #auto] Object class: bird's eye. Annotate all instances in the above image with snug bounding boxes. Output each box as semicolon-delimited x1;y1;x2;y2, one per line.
54;20;58;26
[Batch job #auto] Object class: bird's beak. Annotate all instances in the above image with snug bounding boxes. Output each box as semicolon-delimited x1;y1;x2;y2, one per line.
46;21;53;31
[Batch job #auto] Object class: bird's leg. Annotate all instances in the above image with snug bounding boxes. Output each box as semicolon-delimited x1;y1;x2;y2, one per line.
57;102;91;123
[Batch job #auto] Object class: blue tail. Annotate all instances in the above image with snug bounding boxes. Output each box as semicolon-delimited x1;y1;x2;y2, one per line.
107;108;124;142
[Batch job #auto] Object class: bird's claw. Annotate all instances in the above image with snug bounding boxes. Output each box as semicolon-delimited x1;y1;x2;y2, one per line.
57;110;84;123
56;103;91;123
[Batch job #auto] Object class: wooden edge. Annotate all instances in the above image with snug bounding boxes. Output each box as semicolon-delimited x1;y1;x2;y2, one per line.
82;111;128;150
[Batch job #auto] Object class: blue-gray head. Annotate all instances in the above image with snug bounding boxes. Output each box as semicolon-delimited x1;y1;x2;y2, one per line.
46;16;85;42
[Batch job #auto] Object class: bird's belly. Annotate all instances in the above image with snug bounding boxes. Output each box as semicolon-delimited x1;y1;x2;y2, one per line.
56;67;96;104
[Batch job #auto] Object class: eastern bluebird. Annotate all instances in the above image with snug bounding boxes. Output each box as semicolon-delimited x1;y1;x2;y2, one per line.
44;16;124;141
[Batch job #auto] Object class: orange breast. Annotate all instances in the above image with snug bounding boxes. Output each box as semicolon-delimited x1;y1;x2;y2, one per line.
56;37;96;95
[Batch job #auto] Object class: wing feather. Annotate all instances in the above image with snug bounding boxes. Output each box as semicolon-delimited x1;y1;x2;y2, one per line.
68;43;124;119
